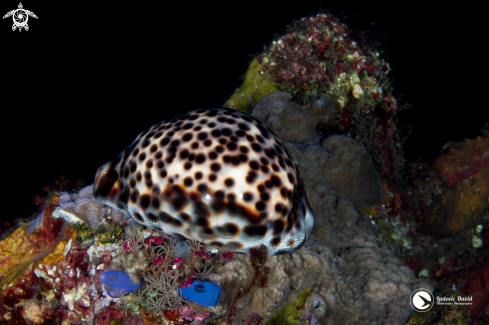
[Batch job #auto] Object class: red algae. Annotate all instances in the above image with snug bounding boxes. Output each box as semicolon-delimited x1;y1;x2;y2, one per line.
433;135;489;188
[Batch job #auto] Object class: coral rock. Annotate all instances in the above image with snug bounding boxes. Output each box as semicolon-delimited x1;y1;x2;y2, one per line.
433;135;489;188
283;135;380;210
252;92;337;143
417;168;489;238
252;98;381;210
311;135;381;209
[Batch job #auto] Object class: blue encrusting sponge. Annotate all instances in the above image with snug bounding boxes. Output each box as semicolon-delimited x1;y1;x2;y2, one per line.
99;270;142;298
178;280;222;307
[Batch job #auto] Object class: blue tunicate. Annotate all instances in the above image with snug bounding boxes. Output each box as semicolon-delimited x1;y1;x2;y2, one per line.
174;241;189;258
178;280;222;307
99;270;142;298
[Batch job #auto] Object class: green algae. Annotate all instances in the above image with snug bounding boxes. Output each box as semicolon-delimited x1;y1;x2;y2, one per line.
265;287;312;325
224;59;280;113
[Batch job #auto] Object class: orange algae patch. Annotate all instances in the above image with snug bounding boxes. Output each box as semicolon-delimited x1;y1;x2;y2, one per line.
39;227;77;265
0;215;69;284
433;135;489;188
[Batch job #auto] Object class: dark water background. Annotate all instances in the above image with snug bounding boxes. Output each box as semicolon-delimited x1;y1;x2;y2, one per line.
1;0;488;223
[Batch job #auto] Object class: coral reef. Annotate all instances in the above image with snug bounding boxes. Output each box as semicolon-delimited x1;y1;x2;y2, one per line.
9;9;488;325
361;132;489;324
255;14;392;108
59;185;125;229
459;264;489;324
411;135;489;238
227;245;270;324
86;217;237;324
0;185;226;324
226;12;405;181
406;135;489;240
0;120;420;325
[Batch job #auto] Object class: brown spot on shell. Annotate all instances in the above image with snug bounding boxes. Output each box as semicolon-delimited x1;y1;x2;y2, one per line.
270;236;281;246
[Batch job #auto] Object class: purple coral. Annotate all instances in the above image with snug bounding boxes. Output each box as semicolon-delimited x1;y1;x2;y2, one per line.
178;305;210;322
299;312;318;325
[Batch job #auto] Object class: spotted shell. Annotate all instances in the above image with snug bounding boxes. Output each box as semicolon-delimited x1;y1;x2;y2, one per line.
93;108;315;255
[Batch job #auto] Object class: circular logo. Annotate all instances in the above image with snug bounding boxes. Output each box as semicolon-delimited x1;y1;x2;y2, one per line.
13;9;27;27
410;288;434;312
